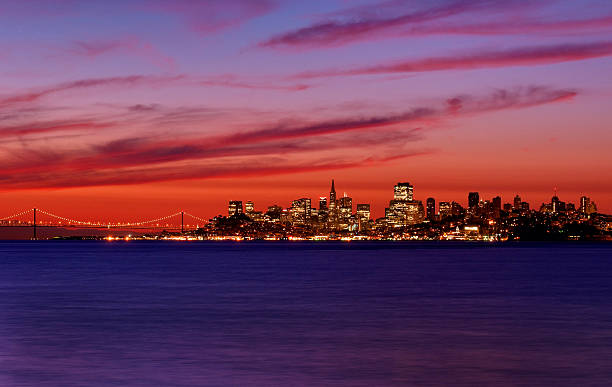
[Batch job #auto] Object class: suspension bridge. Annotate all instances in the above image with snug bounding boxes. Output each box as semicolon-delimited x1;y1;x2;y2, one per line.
0;208;208;239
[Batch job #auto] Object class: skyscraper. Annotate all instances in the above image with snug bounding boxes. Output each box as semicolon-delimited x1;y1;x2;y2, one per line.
394;182;414;201
339;195;353;224
319;197;327;211
426;198;436;220
291;198;312;225
356;204;370;231
356;204;370;220
228;201;243;216
329;180;337;211
468;192;479;208
439;202;451;219
513;195;522;209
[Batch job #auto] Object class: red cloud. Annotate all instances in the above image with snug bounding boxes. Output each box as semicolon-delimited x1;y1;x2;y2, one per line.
0;86;576;189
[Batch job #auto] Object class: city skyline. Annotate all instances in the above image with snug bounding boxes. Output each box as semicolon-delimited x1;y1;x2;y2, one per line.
2;177;608;241
0;177;606;222
0;179;603;226
0;1;611;219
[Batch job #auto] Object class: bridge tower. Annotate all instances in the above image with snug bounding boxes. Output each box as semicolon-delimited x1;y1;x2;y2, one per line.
33;208;37;240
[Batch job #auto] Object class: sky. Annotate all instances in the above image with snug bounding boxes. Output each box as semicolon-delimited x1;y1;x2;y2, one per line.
1;0;611;222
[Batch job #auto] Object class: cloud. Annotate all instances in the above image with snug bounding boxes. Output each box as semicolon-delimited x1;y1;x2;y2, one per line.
259;0;529;49
225;86;577;144
398;15;612;37
0;75;185;109
259;0;612;50
0;73;308;112
0;86;576;189
0;120;113;138
67;38;176;71
199;75;310;91
0;150;431;190
146;0;277;35
295;41;612;78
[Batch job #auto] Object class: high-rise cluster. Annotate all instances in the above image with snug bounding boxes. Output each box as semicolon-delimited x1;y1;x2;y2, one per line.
212;180;609;241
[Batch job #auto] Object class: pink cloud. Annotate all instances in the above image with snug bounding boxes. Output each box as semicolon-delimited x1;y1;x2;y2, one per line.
295;41;612;78
147;0;277;35
259;0;543;49
68;38;176;71
0;86;576;189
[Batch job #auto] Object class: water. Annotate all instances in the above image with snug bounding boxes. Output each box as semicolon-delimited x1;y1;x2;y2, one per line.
1;242;612;386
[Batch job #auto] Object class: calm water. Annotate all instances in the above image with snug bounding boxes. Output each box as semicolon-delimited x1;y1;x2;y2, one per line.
1;242;612;386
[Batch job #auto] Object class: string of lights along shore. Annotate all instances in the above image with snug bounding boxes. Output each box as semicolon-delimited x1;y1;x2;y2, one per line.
0;180;609;241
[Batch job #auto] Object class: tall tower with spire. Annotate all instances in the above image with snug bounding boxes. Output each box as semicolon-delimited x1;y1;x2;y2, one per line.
329;179;337;211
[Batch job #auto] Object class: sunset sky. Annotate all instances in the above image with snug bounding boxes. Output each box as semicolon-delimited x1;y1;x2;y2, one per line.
1;0;611;222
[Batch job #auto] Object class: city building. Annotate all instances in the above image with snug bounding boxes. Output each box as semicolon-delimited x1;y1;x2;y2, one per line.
356;204;371;231
394;182;414;201
439;202;452;219
266;205;283;222
291;198;312;225
319;197;327;211
228;201;243;216
580;196;598;215
513;195;522;210
468;192;480;209
426;198;436;220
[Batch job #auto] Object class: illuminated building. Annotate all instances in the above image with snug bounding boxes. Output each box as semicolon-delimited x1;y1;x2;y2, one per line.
356;204;370;232
580;196;590;213
291;198;312;225
394;182;414;201
580;196;597;215
228;201;243;216
387;199;408;226
319;197;327;211
265;205;283;222
551;196;566;213
356;204;370;221
426;198;435;220
339;195;352;218
451;201;463;217
329;180;337;211
327;180;339;226
387;182;425;226
439;202;452;219
406;201;425;224
245;201;254;214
